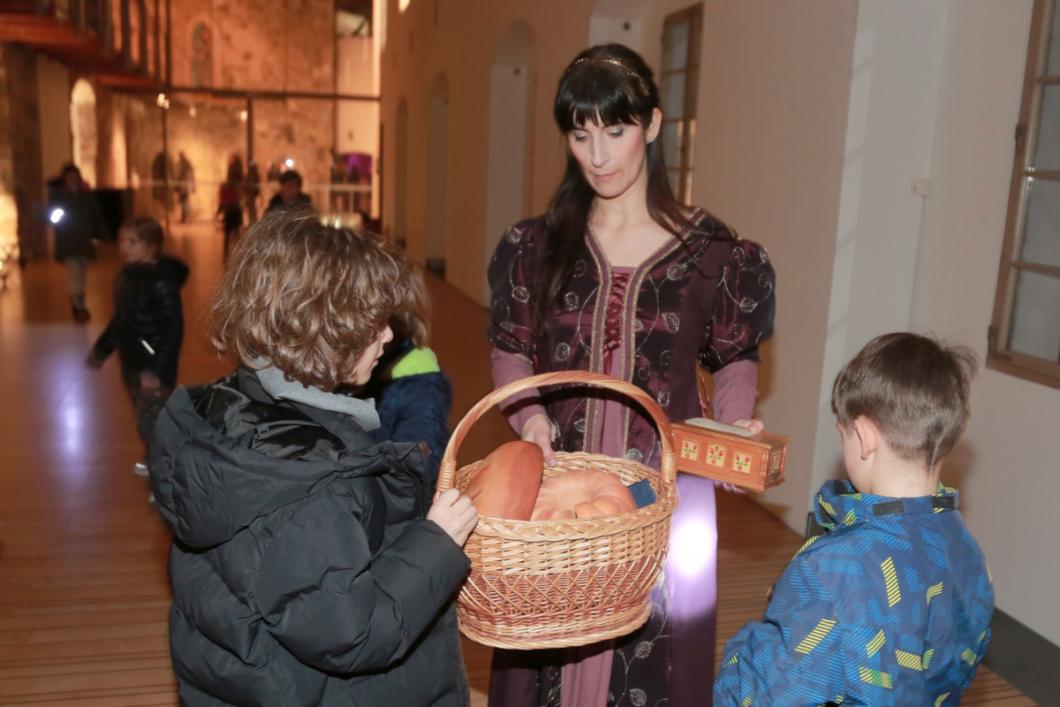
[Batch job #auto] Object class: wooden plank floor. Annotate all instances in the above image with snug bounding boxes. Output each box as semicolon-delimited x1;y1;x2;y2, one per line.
0;223;1035;705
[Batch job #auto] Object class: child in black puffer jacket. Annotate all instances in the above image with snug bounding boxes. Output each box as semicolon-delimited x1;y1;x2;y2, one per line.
149;211;477;707
88;217;187;475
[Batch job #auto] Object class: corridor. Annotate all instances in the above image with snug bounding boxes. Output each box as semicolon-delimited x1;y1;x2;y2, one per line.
0;223;1032;705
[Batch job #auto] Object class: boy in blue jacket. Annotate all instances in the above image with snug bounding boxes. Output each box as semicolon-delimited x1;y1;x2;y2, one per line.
715;332;994;706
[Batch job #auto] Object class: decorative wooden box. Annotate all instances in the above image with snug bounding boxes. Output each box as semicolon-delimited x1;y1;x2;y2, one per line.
670;417;789;492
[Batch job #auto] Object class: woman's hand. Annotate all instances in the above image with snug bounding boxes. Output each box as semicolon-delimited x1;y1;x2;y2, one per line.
718;419;764;494
732;418;764;435
521;413;557;466
427;488;479;547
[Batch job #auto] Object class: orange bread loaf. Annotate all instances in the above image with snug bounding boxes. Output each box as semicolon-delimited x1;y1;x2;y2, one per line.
465;440;544;520
530;468;637;521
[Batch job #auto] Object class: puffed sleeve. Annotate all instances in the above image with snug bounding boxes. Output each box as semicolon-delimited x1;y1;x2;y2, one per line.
487;221;540;358
699;239;776;373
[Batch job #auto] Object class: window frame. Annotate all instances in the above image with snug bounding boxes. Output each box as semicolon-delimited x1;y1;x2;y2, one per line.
988;0;1060;389
660;4;703;206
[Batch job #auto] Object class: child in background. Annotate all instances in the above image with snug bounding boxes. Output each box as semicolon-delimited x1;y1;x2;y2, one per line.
216;179;242;259
359;264;451;484
714;332;994;706
149;210;477;706
87;217;187;478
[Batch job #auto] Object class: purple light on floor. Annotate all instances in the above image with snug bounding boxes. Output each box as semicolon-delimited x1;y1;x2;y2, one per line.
664;474;719;625
669;514;717;578
61;399;84;459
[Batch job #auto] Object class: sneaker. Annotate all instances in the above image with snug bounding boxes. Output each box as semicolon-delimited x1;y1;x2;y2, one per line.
133;462;149;477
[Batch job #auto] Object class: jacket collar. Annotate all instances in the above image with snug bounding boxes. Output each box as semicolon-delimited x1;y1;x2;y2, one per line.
250;361;381;431
813;479;959;531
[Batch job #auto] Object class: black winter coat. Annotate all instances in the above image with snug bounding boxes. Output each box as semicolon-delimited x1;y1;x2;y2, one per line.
91;256;188;389
150;369;471;706
49;189;107;260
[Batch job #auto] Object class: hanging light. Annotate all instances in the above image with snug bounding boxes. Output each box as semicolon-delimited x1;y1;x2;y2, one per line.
49;208;65;224
239;109;249;122
284;158;295;169
156;92;167;107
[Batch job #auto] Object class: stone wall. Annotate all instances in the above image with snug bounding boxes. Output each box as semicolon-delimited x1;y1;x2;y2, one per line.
0;44;45;260
170;0;335;92
253;97;335;202
166;96;246;218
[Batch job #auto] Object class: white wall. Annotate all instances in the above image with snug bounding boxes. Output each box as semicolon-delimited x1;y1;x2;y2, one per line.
908;0;1060;646
483;61;532;301
381;0;592;299
692;0;858;532
381;0;1060;645
808;0;952;500
426;75;450;262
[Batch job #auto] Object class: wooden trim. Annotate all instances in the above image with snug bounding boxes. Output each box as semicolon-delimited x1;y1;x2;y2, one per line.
1024;169;1060;179
122;84;380;102
153;0;160;79
120;0;130;63
661;3;702;204
989;0;1060;386
987;348;1060;389
1010;260;1060;278
137;0;147;71
164;0;171;84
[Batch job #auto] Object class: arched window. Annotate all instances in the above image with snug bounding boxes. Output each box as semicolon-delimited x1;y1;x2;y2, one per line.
483;22;536;302
70;79;98;187
191;23;214;88
426;74;449;275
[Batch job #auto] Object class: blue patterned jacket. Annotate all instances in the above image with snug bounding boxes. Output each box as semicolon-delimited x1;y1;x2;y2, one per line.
714;480;994;706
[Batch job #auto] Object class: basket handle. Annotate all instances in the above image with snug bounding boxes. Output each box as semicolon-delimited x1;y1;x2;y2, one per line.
437;371;676;492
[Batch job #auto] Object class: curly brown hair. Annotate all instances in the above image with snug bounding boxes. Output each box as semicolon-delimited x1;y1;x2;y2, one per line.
210;210;416;391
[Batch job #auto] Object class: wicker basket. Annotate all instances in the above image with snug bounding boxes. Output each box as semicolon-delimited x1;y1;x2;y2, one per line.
437;371;677;650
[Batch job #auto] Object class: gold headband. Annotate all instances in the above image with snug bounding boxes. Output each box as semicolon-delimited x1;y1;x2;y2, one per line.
566;56;650;93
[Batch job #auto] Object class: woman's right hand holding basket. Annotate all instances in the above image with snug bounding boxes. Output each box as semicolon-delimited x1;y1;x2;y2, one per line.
428;488;479;547
521;413;557;466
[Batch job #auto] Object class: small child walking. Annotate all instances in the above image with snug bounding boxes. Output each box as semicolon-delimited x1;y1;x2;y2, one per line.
87;217;187;479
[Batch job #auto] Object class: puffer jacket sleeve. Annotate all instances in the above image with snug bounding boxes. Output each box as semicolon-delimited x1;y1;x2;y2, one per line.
714;552;847;705
143;275;184;385
91;317;119;362
253;492;470;675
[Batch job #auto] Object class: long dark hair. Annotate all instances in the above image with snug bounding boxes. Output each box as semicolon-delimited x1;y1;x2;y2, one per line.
537;43;698;323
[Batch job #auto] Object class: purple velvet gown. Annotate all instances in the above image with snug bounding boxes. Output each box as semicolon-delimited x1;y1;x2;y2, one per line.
486;211;776;707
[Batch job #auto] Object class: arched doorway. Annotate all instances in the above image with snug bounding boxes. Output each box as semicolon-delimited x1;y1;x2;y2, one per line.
70;79;97;187
483;22;535;302
425;74;449;277
394;98;409;245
